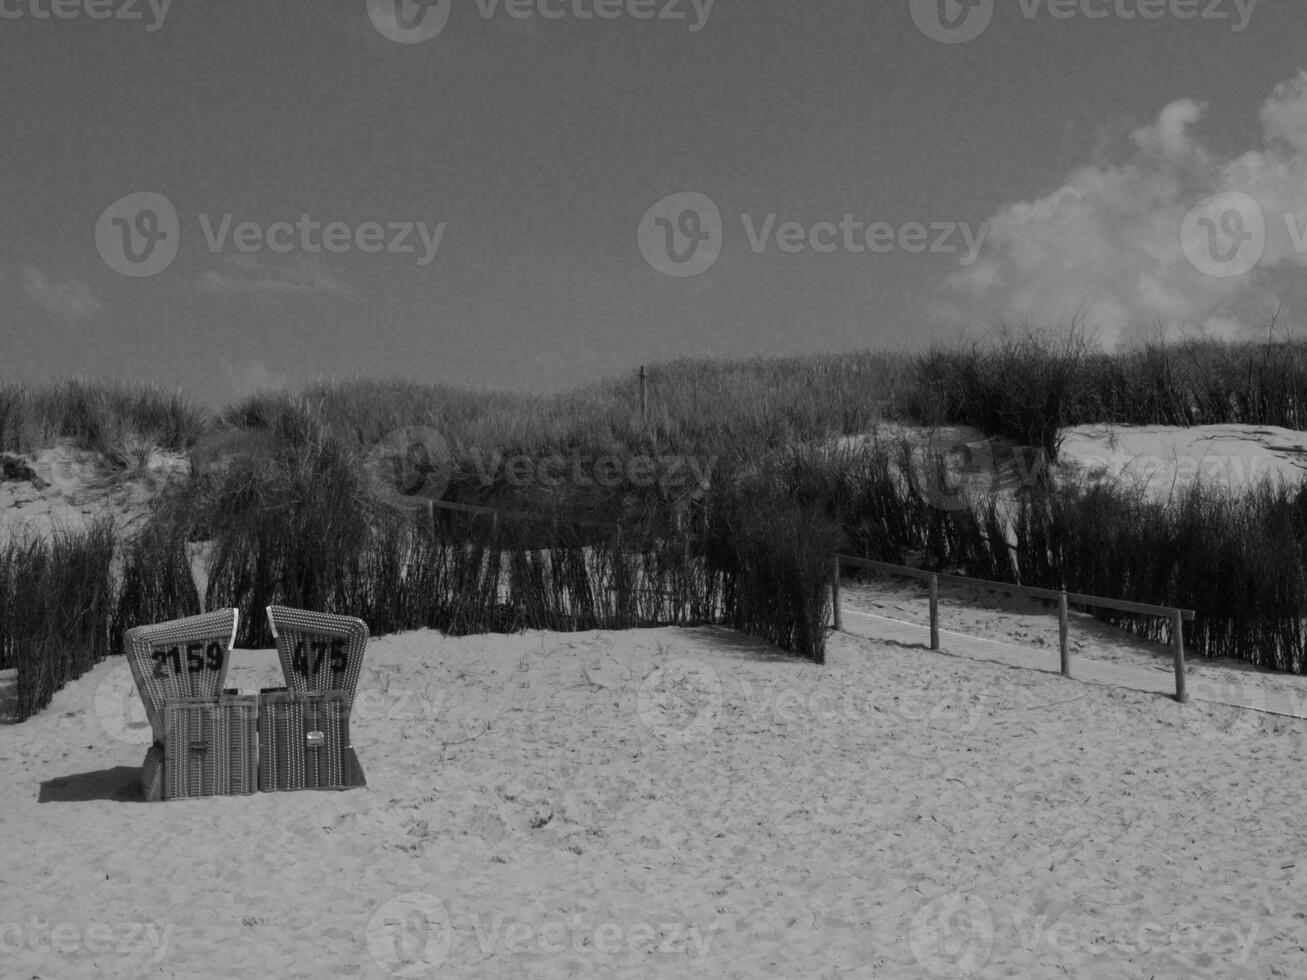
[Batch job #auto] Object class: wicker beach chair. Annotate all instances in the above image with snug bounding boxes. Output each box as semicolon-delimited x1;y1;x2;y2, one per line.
123;609;241;801
261;607;369;791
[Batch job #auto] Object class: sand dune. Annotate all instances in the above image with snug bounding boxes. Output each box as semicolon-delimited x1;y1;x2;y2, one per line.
0;440;186;543
849;421;1307;504
3;622;1305;978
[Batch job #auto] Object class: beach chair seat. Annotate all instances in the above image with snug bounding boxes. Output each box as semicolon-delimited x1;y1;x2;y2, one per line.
159;691;259;800
123;608;240;745
257;687;365;791
265;606;368;708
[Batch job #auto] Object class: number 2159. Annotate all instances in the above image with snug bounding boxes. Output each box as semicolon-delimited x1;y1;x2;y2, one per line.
152;642;223;677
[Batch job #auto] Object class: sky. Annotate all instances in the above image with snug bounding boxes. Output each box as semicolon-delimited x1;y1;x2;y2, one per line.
3;0;1307;406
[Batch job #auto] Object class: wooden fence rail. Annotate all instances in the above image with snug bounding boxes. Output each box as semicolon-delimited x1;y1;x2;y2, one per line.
833;555;1196;703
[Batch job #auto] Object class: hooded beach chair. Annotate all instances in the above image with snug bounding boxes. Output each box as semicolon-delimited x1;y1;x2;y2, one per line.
259;606;368;791
123;609;255;801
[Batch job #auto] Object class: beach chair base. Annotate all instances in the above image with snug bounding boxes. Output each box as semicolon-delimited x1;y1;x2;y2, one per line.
141;743;165;802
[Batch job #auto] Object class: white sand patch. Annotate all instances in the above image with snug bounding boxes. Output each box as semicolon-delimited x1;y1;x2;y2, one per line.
0;440;189;543
841;422;1307;504
2;625;1303;977
1058;423;1307;500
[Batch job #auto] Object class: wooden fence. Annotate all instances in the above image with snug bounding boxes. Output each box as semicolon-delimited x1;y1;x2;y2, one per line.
833;556;1196;703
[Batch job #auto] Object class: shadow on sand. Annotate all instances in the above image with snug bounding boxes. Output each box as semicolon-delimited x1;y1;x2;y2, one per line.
39;766;145;804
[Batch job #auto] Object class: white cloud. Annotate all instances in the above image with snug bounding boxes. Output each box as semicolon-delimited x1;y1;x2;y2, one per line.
17;265;103;320
220;358;289;400
198;254;351;296
936;71;1307;348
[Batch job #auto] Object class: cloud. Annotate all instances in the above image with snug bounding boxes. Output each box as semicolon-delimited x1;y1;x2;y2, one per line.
935;71;1307;348
198;254;351;296
16;265;103;320
220;358;290;401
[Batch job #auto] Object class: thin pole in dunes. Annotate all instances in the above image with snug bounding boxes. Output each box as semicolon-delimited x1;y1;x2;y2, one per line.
1172;610;1187;703
929;573;939;651
831;556;843;632
1058;591;1070;677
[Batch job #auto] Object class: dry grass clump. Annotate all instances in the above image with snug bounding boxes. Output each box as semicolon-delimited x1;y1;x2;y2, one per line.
0;378;204;458
0;521;116;719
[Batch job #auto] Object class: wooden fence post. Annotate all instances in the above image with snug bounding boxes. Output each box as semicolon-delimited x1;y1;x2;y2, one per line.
1058;591;1070;677
1172;610;1187;703
929;573;940;651
832;557;843;632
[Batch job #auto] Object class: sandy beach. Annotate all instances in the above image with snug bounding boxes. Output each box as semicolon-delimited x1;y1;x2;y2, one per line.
2;618;1305;978
4;424;1307;976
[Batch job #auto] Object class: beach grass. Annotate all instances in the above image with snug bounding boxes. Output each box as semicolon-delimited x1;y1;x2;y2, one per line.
9;330;1307;719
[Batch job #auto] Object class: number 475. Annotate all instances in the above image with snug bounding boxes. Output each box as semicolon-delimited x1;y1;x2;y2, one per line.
292;638;347;677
